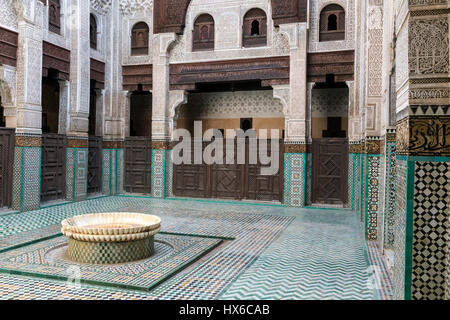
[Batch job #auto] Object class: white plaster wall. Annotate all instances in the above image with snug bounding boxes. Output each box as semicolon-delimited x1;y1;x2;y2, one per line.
169;0;290;63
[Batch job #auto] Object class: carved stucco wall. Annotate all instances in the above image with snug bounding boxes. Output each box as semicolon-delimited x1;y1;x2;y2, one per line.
121;0;154;66
311;88;349;118
308;0;356;53
0;0;18;31
177;90;284;119
169;0;290;63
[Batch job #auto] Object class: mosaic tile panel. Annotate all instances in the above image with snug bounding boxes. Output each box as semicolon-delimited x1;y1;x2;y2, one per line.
366;156;381;241
152;150;166;199
65;149;75;202
383;142;397;249
393;159;407;300
11;147;23;211
165;150;173;198
305;153;312;206
102;150;111;195
377;155;386;249
0;233;221;291
74;149;88;201
348;154;356;209
283;153;305;207
111;149;117;195
411;161;450;300
116;149;124;194
22;148;41;212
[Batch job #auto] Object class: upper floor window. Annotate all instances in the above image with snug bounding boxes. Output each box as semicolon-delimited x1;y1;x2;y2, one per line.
48;0;61;34
131;22;149;56
320;4;345;42
90;14;98;50
243;8;267;48
192;14;215;51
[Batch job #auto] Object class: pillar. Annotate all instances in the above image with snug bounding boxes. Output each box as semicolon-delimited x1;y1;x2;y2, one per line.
12;2;44;212
279;22;308;207
393;2;450;300
150;33;177;199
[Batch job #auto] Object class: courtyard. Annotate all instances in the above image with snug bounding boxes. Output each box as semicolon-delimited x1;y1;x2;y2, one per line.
0;196;391;300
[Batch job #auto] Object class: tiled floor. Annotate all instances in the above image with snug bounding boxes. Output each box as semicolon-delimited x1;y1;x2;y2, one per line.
0;196;392;300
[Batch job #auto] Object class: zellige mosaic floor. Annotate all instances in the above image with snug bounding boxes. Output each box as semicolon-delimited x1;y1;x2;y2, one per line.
0;196;392;300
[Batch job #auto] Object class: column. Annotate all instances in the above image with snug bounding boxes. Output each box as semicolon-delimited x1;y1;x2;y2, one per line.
393;2;450;300
150;33;177;199
280;23;308;207
12;2;44;212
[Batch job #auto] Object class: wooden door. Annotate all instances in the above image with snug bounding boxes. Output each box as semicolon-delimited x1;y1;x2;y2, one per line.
41;134;66;202
88;136;102;195
312;138;348;205
246;139;284;202
0;129;14;208
124;137;152;194
173;139;284;202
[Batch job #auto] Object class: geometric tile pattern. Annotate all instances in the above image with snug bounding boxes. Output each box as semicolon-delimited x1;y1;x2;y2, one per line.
383;142;397;249
116;149;124;194
393;159;407;300
305;153;312;205
151;150;166;199
165;150;174;198
0;196;394;300
102;150;111;195
12;147;41;212
366;156;381;241
412;161;450;300
283;153;305;207
66;237;155;264
377;155;386;249
66;148;88;202
0;233;221;290
348;154;356;209
102;149;124;196
366;242;394;300
221;208;381;300
0;196;294;299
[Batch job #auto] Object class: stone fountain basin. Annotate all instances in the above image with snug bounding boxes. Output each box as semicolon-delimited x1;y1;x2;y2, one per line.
61;213;161;264
61;212;161;236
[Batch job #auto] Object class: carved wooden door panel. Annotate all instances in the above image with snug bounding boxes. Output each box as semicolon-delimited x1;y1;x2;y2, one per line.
0;129;15;208
246;139;284;202
124;137;152;195
210;141;244;200
173;139;285;202
88;136;102;195
41;134;66;203
173;141;209;198
312;138;348;205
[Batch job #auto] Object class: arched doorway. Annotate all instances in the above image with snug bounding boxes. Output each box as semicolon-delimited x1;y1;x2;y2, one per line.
124;90;152;195
311;78;349;206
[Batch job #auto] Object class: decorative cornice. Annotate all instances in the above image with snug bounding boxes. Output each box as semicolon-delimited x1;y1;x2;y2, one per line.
67;138;88;148
15;135;42;147
103;140;124;149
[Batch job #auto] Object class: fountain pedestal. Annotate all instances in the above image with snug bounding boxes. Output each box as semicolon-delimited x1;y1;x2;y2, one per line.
61;213;161;264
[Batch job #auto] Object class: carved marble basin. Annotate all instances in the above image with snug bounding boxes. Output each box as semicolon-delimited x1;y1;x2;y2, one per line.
61;213;161;264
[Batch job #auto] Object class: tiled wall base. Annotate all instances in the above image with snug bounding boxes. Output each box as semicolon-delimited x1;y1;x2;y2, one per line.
283;153;306;207
12;147;41;212
365;156;382;241
102;149;124;196
383;142;397;249
393;156;450;300
152;150;167;199
66;148;88;202
165;150;173;198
